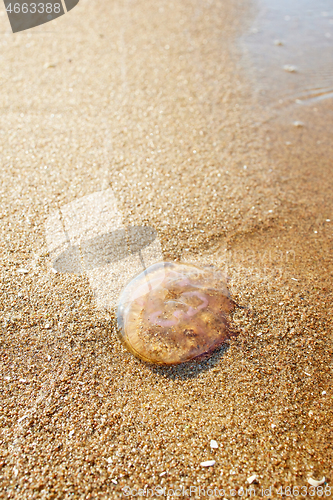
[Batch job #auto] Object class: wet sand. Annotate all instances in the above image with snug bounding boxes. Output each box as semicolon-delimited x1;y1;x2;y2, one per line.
0;0;332;498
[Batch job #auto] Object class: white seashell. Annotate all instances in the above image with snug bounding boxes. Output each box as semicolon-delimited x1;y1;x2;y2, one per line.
247;474;258;484
200;460;216;467
293;121;304;127
210;440;218;449
308;477;325;487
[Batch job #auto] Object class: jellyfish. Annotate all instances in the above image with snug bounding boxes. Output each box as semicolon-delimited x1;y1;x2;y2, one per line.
117;262;234;365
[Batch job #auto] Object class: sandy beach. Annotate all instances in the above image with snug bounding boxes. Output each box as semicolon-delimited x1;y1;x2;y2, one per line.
0;0;332;498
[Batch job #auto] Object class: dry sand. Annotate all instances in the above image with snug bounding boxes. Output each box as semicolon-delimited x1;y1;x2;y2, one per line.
0;0;332;498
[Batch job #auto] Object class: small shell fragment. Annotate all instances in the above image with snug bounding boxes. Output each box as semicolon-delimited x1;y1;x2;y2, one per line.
18;414;28;423
210;440;219;449
247;474;258;484
308;477;325;487
283;65;297;72
274;39;284;45
17;268;29;274
200;460;216;467
293;121;304;127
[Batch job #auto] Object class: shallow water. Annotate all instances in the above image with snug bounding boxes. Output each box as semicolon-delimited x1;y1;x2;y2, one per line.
243;0;333;106
239;0;333;242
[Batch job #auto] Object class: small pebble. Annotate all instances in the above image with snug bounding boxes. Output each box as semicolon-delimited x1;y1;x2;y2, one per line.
293;121;304;127
210;439;218;449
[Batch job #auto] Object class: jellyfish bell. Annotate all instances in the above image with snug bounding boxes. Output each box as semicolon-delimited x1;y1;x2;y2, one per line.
116;261;234;365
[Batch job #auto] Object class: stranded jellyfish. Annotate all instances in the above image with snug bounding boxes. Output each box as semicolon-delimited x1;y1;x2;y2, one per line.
117;262;234;365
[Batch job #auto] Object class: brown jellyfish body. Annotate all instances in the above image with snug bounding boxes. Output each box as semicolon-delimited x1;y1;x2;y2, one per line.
116;261;234;365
